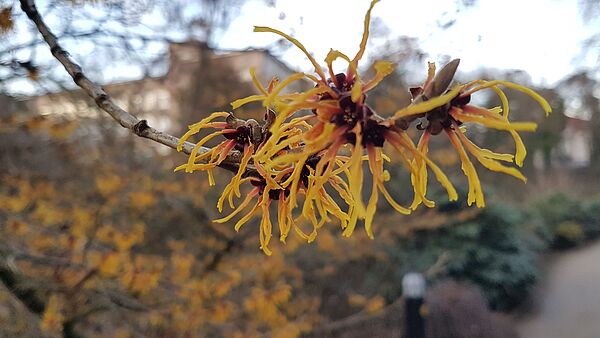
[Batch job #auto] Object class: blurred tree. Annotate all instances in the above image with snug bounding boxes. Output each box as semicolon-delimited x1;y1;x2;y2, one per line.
169;42;257;132
467;69;566;176
523;88;566;172
578;0;600;77
2;110;543;335
561;72;600;171
0;116;323;337
0;0;258;96
359;198;538;312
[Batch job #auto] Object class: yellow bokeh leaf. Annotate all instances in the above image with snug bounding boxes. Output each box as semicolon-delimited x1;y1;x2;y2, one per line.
170;253;195;283
347;293;367;307
99;252;123;277
365;295;385;314
128;191;157;210
95;175;122;196
40;294;64;333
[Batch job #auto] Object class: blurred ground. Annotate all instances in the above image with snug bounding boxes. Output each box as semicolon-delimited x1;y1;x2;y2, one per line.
517;240;600;338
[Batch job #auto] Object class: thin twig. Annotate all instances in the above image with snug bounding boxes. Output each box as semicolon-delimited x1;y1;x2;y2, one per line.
18;0;243;173
0;259;46;315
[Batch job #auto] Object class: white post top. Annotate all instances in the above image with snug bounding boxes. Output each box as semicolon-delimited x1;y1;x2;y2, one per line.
402;272;426;298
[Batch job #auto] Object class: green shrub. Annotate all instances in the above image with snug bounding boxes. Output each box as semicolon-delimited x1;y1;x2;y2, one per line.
581;201;600;239
552;221;584;249
370;197;538;312
533;193;600;247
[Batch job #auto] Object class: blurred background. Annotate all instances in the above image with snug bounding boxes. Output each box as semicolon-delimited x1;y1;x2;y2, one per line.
0;0;599;337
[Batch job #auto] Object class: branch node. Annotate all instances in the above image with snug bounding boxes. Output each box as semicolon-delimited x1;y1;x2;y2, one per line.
133;120;150;136
73;72;85;85
19;0;242;174
94;94;109;107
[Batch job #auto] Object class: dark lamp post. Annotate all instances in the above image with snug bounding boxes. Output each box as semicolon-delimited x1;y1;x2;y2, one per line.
403;272;426;338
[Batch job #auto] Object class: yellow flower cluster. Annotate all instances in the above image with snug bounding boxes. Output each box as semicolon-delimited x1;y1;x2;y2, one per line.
177;0;551;255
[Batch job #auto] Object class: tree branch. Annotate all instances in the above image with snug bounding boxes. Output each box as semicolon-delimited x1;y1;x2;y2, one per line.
0;263;46;315
0;247;145;336
18;0;243;173
0;254;88;338
305;298;404;337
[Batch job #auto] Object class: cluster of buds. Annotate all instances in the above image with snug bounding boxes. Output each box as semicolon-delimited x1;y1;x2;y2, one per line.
177;0;551;255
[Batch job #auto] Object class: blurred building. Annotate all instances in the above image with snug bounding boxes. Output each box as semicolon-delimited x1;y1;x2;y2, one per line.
555;71;597;169
561;116;592;168
14;41;306;134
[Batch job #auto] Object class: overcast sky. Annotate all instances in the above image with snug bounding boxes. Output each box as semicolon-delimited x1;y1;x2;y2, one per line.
218;0;597;86
3;0;597;95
